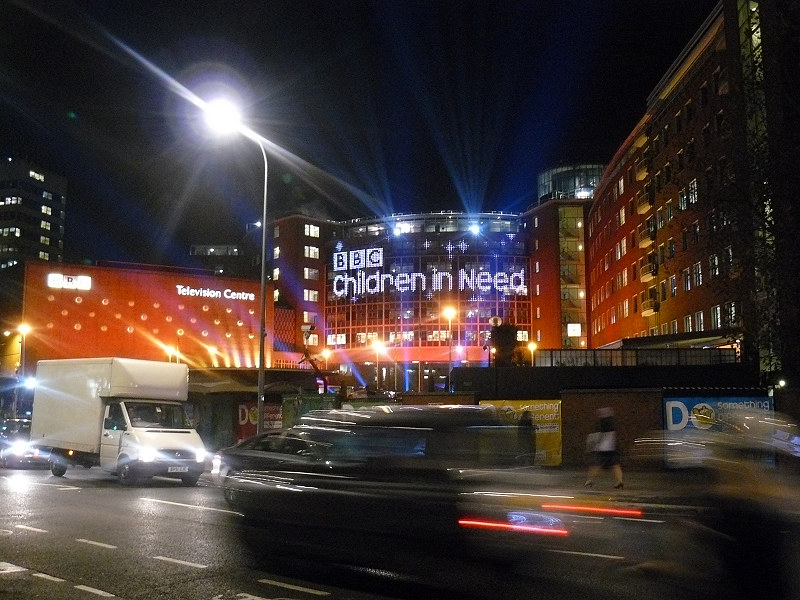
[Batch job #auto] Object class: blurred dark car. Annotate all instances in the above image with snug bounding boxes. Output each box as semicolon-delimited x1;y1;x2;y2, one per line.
0;418;50;468
215;405;569;583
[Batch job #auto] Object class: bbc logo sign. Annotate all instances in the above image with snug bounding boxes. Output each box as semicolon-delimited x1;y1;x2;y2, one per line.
333;248;383;271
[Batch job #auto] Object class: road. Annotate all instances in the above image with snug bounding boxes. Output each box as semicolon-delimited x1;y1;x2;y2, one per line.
0;465;790;600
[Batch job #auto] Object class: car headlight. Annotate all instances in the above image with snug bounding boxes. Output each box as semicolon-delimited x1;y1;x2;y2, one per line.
195;448;206;463
139;447;157;462
211;454;222;474
10;442;31;456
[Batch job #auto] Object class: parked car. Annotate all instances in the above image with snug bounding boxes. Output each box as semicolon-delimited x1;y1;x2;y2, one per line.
0;418;49;468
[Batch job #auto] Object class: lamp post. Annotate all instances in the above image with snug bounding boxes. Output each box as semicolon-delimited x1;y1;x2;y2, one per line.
527;342;537;366
204;98;269;434
443;306;456;392
321;348;331;371
12;323;31;418
373;340;385;390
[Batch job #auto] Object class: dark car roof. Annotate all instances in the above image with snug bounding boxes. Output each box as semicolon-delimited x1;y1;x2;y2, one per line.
298;405;502;429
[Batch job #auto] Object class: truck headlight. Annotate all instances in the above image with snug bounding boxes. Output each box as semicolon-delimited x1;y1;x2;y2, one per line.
139;447;157;463
195;448;206;463
10;442;30;456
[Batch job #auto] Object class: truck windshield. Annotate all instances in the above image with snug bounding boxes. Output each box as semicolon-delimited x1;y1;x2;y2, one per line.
125;402;193;429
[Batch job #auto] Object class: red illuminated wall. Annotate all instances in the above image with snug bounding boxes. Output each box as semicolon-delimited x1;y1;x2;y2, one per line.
21;262;263;370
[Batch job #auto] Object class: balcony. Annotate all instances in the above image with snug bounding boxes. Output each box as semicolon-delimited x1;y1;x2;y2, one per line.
635;160;648;181
641;299;659;317
637;224;654;248
636;194;653;215
639;262;656;283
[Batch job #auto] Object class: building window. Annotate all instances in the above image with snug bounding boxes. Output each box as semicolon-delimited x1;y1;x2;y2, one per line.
306;333;319;346
670;320;678;334
304;267;320;280
682;268;691;292
39;236;50;245
273;247;280;259
273;225;279;238
273;289;280;302
666;200;673;221
660;279;667;302
40;220;51;230
39;251;49;260
688;178;698;204
709;254;720;277
711;305;722;329
724;301;737;326
692;262;703;287
684;315;693;333
41;205;52;215
303;289;319;302
272;268;280;281
303;311;317;325
695;311;704;332
670;275;677;298
304;224;320;238
678;188;687;211
304;245;319;259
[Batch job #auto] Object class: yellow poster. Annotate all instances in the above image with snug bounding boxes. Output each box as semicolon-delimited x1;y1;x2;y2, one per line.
480;399;562;466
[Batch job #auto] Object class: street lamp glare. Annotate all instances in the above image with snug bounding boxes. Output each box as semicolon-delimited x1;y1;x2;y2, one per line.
204;98;242;135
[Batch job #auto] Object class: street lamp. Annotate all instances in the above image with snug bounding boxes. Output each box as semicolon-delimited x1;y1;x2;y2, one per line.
443;306;456;392
527;342;537;366
204;98;270;434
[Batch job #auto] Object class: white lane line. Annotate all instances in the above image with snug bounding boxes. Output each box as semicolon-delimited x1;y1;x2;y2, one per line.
140;497;242;515
546;549;626;560
0;562;27;574
153;555;208;569
74;584;115;597
258;578;331;596
32;573;66;582
613;516;665;523
1;478;81;491
76;538;117;549
15;525;48;533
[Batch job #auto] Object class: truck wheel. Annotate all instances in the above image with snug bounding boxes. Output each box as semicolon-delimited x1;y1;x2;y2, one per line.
180;475;200;487
50;461;67;477
117;460;139;485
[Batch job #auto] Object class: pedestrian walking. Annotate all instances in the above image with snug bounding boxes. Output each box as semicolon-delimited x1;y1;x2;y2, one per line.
585;406;623;489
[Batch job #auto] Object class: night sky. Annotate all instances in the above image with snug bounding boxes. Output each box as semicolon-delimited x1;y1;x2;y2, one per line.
1;0;720;267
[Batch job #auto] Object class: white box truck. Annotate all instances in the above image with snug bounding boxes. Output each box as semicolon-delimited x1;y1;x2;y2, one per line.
30;357;206;486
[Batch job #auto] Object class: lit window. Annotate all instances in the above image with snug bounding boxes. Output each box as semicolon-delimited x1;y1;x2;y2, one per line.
273;247;280;259
41;220;51;230
272;268;280;281
304;267;319;280
41;205;52;215
304;224;320;238
304;245;320;259
40;236;50;245
304;289;319;302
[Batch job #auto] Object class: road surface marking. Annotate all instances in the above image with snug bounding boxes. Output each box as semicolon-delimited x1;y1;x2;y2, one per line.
0;529;12;536
74;584;115;597
153;555;208;569
258;578;331;596
77;538;118;549
1;478;81;491
33;573;66;582
547;549;625;560
140;497;242;515
0;562;27;574
614;516;665;523
15;525;47;533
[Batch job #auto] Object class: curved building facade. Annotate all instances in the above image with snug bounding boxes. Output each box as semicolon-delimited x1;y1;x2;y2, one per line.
323;212;531;391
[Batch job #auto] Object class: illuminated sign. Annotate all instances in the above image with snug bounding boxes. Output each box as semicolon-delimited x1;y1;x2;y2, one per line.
332;246;527;299
175;285;255;301
47;273;91;290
